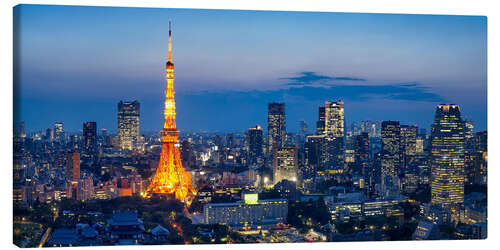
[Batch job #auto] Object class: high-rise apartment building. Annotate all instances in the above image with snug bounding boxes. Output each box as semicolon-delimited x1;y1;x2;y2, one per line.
324;101;344;138
401;125;418;156
400;125;418;173
465;130;487;186
430;104;465;206
360;121;370;134
464;120;475;152
465;151;487;185
19;121;26;138
273;146;298;185
475;131;487;153
299;120;308;136
381;121;402;179
361;120;381;138
464;121;475;140
415;138;424;154
323;101;345;170
118;100;140;150
54;122;64;141
304;135;326;178
355;132;370;163
83;122;97;155
316;106;326;135
246;125;264;165
44;128;53;141
267;102;286;154
67;151;80;180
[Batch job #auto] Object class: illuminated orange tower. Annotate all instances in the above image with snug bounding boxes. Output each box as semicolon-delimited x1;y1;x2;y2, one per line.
144;21;197;204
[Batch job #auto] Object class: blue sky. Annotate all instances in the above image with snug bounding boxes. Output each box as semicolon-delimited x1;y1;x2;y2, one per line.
13;4;487;133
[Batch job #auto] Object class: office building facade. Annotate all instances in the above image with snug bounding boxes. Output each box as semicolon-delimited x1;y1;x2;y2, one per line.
273;146;298;185
267;102;286;155
118;100;140;150
430;104;466;206
83;121;97;155
246;125;264;165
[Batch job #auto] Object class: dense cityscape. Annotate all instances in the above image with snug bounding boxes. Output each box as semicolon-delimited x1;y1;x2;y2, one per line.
13;9;487;248
13;99;488;246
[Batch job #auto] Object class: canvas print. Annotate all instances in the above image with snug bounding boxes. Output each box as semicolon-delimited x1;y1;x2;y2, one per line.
13;4;487;247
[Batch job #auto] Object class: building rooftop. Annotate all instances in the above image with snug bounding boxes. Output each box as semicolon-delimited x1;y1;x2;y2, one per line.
205;198;287;207
412;221;440;240
48;229;78;246
108;211;143;226
151;225;170;236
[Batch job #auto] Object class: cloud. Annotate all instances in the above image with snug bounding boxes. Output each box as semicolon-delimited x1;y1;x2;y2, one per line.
283;84;444;103
276;71;443;102
332;76;366;81
281;71;366;86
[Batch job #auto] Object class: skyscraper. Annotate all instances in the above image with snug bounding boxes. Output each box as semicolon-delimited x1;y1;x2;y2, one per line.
401;125;418;173
100;128;107;137
465;130;487;186
430;104;465;206
67;151;80;180
273;146;298;185
415;138;424;154
381;121;402;179
475;131;487;153
118;100;140;150
246;125;264;165
355;132;370;163
297;120;308;147
304;135;325;178
19;121;26;138
144;22;196;204
464;121;475;140
360;121;370;134
401;125;417;157
54;122;64;141
83;121;97;155
299;120;308;136
316;106;326;135
267;102;286;155
323;100;345;170
465;151;487;185
44;128;52;141
324;100;344;138
464;120;475;152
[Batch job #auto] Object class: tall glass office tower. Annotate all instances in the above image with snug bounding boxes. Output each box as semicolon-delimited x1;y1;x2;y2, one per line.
118;100;140;150
430;104;465;206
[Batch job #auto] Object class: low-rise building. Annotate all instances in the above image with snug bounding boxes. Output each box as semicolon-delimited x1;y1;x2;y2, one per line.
203;193;288;233
106;211;145;245
48;229;79;247
412;220;440;240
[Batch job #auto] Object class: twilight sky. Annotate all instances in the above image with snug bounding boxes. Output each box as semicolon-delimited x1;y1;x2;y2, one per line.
13;4;487;134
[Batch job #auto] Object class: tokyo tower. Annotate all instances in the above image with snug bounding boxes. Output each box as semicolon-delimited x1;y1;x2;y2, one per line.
144;21;197;204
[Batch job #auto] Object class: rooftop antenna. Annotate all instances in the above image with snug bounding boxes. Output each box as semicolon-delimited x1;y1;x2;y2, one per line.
168;19;172;62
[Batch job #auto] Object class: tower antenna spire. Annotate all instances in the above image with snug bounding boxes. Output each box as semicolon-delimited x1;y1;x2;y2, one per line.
168;19;172;62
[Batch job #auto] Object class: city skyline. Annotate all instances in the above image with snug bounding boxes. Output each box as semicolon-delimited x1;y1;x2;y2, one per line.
14;5;487;133
13;5;488;246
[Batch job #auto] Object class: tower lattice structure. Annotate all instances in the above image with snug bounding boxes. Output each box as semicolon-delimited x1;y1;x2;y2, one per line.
144;22;197;204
